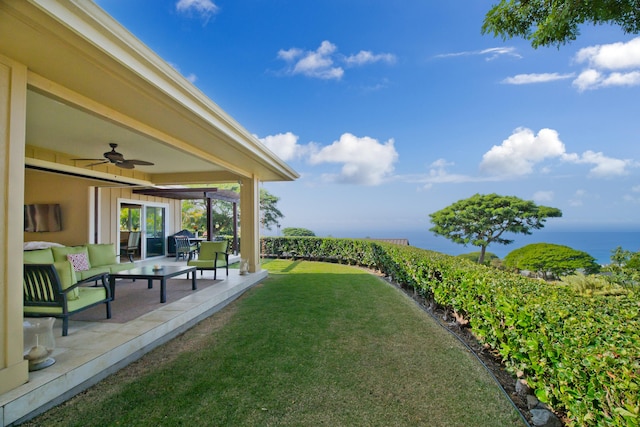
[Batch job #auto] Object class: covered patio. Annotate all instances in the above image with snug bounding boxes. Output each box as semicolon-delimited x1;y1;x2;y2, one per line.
3;259;265;425
0;1;297;424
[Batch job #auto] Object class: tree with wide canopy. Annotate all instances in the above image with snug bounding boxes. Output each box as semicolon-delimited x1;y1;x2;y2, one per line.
429;193;562;264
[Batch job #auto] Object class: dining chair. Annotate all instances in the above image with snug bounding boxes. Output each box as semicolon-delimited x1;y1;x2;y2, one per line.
174;235;198;261
121;231;141;262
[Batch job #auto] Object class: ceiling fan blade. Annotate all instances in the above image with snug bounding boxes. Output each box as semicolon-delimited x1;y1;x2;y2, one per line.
84;160;109;167
126;159;155;166
116;161;136;169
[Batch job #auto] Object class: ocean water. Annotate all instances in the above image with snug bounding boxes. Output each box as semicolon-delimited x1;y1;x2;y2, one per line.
321;230;640;265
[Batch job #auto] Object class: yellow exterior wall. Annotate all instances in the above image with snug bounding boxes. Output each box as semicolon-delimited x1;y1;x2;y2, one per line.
0;54;29;394
25;169;182;247
24;169;98;245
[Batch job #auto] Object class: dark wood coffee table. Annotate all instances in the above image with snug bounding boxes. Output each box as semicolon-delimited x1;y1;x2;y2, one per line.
109;265;197;303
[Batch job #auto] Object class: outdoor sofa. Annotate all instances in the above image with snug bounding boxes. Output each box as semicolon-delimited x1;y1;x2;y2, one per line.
23;243;133;335
23;243;134;281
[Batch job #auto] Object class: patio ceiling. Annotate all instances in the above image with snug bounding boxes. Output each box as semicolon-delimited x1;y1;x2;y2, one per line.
26;90;220;176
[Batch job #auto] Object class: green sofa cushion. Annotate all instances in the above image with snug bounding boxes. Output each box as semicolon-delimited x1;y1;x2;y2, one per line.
77;267;111;281
87;244;117;267
110;262;134;273
24;287;108;315
200;241;227;258
188;259;227;268
23;248;55;264
53;261;80;300
52;246;90;265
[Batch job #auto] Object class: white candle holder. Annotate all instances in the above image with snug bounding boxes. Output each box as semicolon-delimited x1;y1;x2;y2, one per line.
239;258;249;275
23;318;56;371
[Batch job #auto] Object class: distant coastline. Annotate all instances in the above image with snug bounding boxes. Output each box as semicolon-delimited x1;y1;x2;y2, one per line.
305;229;640;265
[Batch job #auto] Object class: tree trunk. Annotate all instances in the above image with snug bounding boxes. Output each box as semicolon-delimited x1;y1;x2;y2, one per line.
478;245;487;264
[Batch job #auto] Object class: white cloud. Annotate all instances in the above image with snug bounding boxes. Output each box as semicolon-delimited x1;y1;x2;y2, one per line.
344;51;396;66
258;132;315;161
575;37;640;70
309;133;398;185
572;150;633;177
277;41;395;80
480;128;567;176
573;69;640;90
495;38;640;91
360;78;391;92
601;71;640;87
277;48;303;62
480;128;638;178
480;127;636;178
176;0;219;21
435;47;522;61
278;41;343;80
533;191;554;203
573;69;602;91
573;37;640;90
404;159;497;191
425;159;476;183
502;72;575;85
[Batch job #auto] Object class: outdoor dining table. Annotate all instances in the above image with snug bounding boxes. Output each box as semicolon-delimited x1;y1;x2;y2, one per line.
188;236;205;248
108;265;197;303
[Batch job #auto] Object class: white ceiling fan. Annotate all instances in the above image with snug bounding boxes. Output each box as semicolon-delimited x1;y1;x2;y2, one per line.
74;143;154;169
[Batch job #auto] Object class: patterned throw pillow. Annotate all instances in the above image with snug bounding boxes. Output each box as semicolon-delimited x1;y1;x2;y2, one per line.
67;253;90;271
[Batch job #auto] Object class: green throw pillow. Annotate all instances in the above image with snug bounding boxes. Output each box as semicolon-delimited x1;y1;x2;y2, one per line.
87;244;117;267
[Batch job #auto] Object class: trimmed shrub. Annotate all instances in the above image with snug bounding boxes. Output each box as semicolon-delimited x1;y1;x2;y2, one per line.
457;251;499;265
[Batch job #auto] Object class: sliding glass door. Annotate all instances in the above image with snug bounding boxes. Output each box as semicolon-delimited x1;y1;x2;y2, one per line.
118;200;168;260
120;204;142;261
145;206;165;257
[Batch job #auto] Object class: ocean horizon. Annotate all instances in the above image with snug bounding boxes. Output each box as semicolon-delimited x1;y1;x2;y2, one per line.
306;229;640;265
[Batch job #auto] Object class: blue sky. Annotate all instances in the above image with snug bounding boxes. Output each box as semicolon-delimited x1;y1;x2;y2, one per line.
96;0;640;237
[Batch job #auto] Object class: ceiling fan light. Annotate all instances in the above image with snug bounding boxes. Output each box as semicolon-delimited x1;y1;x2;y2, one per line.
117;161;135;169
105;152;125;162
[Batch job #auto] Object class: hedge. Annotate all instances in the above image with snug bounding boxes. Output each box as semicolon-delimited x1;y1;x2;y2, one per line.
261;237;640;426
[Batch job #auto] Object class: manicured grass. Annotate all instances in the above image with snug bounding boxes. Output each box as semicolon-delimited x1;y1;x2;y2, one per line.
27;260;524;426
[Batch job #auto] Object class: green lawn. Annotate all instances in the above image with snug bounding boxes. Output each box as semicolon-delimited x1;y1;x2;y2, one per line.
27;259;524;426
